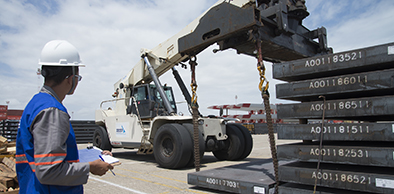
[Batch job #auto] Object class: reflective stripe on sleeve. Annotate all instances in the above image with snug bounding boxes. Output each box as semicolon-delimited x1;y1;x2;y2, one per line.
16;154;36;172
19;153;79;172
35;153;67;166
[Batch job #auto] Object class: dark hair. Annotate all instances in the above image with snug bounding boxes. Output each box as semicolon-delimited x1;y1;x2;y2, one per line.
42;66;79;86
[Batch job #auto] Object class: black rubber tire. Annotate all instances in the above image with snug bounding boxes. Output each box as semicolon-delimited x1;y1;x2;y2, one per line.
153;123;193;169
93;126;112;151
183;123;205;167
212;124;245;161
232;124;253;160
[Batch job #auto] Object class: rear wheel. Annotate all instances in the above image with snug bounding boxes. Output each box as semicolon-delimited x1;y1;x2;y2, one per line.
232;124;253;160
153;123;193;169
213;124;245;161
93;126;112;151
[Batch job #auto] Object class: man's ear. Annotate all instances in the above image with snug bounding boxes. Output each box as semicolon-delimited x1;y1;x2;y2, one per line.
65;75;73;85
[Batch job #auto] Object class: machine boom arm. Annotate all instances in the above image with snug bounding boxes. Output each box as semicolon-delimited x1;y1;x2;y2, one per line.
114;0;330;99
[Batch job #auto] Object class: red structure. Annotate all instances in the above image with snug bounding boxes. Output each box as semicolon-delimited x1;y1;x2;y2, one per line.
208;103;282;123
0;105;23;120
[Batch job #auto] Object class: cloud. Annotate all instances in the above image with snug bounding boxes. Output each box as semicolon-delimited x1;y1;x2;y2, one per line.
1;0;393;119
304;0;394;52
327;1;394;52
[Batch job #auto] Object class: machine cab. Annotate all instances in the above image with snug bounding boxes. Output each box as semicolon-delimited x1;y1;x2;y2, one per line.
127;84;177;118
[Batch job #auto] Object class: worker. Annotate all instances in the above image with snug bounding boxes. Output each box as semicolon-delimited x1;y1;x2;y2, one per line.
15;40;113;194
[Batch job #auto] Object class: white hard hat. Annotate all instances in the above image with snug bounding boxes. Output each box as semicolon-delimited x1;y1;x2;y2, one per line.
39;40;85;67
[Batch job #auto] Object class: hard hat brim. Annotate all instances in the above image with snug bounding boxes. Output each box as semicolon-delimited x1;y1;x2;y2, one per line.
39;62;85;67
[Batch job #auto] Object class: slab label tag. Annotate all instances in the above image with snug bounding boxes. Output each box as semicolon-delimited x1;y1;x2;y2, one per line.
388;46;394;55
376;178;394;189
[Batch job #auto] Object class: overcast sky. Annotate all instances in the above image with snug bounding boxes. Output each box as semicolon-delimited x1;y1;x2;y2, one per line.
1;0;393;120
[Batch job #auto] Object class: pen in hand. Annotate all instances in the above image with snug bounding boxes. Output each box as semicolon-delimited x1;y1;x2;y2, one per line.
99;155;116;176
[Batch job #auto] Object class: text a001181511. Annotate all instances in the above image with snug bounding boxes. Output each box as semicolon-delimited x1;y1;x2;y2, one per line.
310;125;370;134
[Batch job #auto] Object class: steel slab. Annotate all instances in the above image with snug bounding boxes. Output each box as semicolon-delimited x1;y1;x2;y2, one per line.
273;42;394;81
277;142;394;167
277;123;394;141
188;159;288;194
276;69;394;102
279;183;373;194
254;123;278;134
277;95;394;120
279;162;394;193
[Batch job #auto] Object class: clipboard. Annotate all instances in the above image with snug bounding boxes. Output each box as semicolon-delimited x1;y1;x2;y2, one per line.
78;146;121;166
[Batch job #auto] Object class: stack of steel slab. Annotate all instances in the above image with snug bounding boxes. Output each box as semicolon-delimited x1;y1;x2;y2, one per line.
71;120;98;144
273;42;394;193
0;120;3;136
1;120;19;142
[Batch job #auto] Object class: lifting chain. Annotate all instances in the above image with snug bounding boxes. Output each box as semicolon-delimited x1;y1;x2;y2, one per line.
314;95;326;194
190;57;198;106
257;44;269;95
190;56;200;172
256;41;279;194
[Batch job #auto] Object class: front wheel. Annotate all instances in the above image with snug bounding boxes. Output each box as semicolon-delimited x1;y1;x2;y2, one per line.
153;123;192;169
93;126;112;151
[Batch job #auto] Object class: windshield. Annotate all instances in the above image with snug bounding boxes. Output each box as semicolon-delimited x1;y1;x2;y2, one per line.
151;85;177;111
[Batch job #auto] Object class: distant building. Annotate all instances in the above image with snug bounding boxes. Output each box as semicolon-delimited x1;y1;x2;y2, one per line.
0;105;23;120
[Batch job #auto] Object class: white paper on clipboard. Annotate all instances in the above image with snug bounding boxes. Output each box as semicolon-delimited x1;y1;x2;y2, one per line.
78;146;119;164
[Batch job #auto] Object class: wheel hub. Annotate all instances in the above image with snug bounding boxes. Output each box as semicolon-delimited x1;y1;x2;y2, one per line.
162;137;174;157
95;135;102;147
